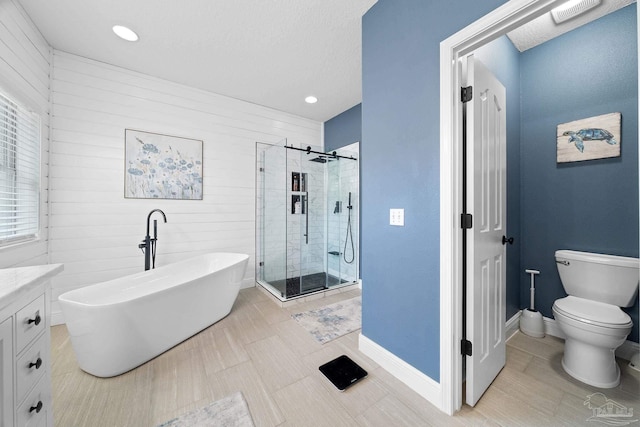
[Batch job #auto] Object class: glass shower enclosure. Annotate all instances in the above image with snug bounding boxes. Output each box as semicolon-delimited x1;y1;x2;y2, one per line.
256;140;359;300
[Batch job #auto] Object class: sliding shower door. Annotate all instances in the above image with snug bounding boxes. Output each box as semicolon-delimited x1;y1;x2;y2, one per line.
288;144;326;297
326;143;358;285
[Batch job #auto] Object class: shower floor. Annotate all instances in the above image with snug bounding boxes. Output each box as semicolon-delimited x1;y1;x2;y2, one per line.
268;272;346;298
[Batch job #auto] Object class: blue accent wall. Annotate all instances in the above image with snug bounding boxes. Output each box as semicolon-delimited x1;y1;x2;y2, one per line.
474;36;522;320
325;104;362;151
361;0;507;382
520;5;639;342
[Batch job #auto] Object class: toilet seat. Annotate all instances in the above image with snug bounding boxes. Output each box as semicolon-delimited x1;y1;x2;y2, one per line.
553;296;632;329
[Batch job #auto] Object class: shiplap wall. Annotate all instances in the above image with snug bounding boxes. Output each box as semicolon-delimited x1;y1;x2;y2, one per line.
49;51;321;323
0;0;51;268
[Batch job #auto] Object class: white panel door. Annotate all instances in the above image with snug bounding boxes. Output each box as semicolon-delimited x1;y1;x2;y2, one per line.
465;55;507;407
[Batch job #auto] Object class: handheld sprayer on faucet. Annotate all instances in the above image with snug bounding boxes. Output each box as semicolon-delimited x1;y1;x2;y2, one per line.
138;209;167;270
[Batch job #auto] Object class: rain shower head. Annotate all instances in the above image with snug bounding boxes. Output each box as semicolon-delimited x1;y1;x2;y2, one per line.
308;155;335;163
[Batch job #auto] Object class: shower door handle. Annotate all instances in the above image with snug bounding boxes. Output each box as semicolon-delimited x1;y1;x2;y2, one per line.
304;195;309;244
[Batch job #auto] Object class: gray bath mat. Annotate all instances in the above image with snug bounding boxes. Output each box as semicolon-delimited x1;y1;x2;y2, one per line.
292;297;362;344
157;391;255;427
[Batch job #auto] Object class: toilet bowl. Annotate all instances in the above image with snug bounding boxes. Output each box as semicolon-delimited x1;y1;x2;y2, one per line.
552;296;632;388
553;250;638;388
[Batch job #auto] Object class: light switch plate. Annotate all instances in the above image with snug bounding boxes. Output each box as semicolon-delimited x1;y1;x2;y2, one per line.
390;208;404;226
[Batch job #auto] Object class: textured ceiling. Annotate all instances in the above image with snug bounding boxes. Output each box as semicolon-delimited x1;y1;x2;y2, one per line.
16;0;632;122
507;0;634;51
17;0;377;122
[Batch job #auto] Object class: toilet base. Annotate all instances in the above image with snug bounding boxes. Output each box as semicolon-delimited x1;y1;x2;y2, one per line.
562;338;620;388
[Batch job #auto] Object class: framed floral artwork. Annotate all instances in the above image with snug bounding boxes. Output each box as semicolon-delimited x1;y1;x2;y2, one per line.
125;129;203;199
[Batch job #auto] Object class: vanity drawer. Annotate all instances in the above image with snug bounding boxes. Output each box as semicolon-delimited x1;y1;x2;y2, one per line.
16;334;47;404
16;374;49;427
16;294;45;353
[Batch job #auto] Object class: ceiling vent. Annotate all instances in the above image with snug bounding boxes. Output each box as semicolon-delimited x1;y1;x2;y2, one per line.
551;0;602;24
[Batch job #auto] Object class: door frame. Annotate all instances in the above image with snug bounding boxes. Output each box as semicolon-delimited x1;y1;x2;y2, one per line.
439;0;569;415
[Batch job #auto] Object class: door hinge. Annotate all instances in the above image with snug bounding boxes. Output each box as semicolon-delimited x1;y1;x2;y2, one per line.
259;261;264;266
259;167;265;172
461;86;473;103
461;213;473;229
461;339;472;356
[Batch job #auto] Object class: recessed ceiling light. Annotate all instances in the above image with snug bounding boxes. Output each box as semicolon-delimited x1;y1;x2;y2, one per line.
112;25;139;42
305;96;318;104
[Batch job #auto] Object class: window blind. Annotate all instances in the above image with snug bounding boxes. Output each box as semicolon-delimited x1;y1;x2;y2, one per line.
0;91;40;245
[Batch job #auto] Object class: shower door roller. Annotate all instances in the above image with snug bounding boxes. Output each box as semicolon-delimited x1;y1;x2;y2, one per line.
502;236;514;245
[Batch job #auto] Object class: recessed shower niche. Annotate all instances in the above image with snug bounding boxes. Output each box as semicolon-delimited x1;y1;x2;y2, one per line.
291;172;307;214
256;140;359;301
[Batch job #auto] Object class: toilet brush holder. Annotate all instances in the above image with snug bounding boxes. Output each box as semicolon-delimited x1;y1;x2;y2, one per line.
520;308;545;338
521;269;545;338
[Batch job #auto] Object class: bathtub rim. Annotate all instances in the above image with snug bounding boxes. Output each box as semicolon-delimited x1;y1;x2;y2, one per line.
58;252;249;308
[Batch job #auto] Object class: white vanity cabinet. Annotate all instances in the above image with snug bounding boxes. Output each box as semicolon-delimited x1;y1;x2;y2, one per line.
0;264;63;427
1;317;14;426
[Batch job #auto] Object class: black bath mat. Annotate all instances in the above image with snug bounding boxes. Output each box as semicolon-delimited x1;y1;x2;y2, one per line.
319;355;367;391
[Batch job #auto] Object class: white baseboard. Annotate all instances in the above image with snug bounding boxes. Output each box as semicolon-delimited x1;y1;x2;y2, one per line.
241;278;255;289
506;310;565;339
359;333;442;410
50;298;64;326
617;340;640;362
506;310;521;340
51;310;64;326
513;312;638;362
542;316;565;339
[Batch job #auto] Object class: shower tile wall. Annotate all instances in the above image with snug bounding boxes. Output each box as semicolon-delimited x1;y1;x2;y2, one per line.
286;152;325;280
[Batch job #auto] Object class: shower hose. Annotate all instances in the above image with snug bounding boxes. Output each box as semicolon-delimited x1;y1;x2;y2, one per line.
343;204;355;264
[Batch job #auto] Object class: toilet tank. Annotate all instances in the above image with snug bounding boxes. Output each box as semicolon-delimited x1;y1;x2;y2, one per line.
555;250;639;307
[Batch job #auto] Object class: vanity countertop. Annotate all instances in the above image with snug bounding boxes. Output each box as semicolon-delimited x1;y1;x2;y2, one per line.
0;264;64;312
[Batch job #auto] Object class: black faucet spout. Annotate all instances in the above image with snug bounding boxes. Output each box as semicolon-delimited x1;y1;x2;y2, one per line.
143;209;168;270
146;209;167;237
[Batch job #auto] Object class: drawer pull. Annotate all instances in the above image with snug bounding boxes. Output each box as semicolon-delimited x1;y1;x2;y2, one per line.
27;313;41;326
29;400;43;414
28;357;43;370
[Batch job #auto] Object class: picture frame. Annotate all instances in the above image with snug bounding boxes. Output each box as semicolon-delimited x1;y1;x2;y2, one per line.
556;113;621;163
124;129;203;199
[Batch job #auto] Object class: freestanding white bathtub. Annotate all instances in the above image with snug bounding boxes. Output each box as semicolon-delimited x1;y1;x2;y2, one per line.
59;252;249;377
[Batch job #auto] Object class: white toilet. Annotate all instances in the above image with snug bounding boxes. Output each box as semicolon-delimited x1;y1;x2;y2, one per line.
552;250;639;388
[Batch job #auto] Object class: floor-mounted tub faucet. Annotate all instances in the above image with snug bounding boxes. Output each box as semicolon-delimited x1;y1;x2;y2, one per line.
138;209;167;270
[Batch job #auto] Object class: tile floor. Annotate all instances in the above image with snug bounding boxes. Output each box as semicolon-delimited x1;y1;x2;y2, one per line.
51;286;640;426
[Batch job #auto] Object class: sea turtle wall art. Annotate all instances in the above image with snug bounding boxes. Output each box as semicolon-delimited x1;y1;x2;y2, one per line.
556;112;621;163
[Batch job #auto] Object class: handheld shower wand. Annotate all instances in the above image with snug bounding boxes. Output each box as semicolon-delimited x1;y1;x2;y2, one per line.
343;192;355;264
152;219;158;269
